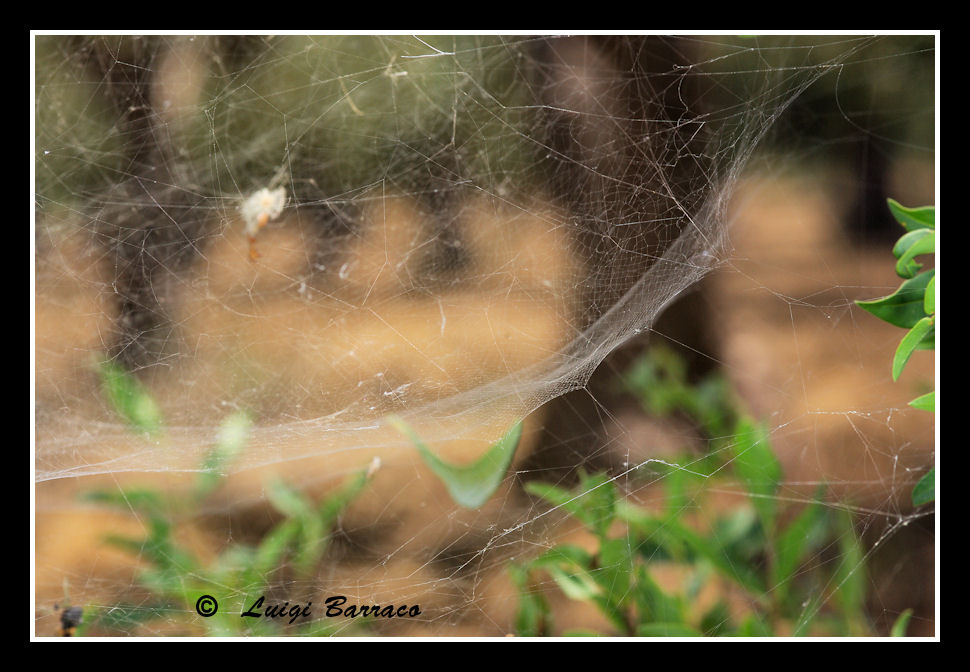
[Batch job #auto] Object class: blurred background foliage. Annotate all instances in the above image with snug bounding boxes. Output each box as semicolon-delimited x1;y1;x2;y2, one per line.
34;34;936;637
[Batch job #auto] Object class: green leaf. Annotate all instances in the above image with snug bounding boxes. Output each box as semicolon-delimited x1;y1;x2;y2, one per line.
389;416;522;509
772;497;826;606
713;506;760;549
197;411;252;496
735;614;772;637
253;518;300;577
700;601;733;636
887;199;935;232
691;375;735;437
531;545;594;571
924;274;935;315
97;359;164;436
662;464;690;518
597;536;634;607
509;564;550;637
83;488;166;515
893;316;934;381
911;468;935;507
530;546;603;603
318;467;371;525
636;623;702;637
730;417;781;533
293;507;326;575
266;477;313;519
855;270;934;329
909;391;935;412
890;609;913;637
524;481;574;508
633;566;685;625
527;471;616;539
546;564;603;601
532;544;626;627
832;510;866;631
892;229;934;279
620;506;765;594
709;509;768;586
614;501;688;562
623;346;688;417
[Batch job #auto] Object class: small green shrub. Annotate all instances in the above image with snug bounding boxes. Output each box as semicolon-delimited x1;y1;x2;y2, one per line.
511;346;871;637
77;363;375;636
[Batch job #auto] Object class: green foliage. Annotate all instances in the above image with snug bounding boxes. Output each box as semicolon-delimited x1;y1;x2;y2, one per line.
623;346;735;438
911;469;935;507
855;199;936;383
855;199;935;507
893;316;934;382
84;375;374;636
855;270;933;330
829;510;868;636
908;391;934;412
730;418;781;535
197;411;252;497
886;200;935;232
96;359;164;437
512;347;873;637
389;416;522;509
891;609;913;637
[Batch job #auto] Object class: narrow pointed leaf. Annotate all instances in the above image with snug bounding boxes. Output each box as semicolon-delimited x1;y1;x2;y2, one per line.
197;411;252;496
546;565;603;601
97;359;164;436
389;416;522;509
266;477;313;519
909;391;935;412
891;609;913;637
526;472;616;538
832;510;866;627
911;468;935;507
730;417;780;533
855;271;934;329
887;199;935;231
892;316;934;381
924;274;935;315
772;497;826;605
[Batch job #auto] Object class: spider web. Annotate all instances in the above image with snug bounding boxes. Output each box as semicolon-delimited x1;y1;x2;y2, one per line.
32;33;937;638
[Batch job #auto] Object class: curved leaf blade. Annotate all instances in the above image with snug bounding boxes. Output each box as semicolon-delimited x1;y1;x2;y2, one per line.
892;316;934;381
892;229;935;279
887;199;935;232
389;416;522;509
891;609;913;637
97;359;164;437
924;274;935;315
909;391;935;412
855;270;934;329
911;468;935;507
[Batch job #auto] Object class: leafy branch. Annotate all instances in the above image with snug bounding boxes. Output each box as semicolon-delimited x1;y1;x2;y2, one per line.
855;199;936;507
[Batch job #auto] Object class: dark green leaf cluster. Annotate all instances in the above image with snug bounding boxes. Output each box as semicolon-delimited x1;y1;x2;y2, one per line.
855;199;935;507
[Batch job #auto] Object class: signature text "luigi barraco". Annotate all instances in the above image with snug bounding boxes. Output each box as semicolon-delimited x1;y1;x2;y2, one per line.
241;595;421;624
